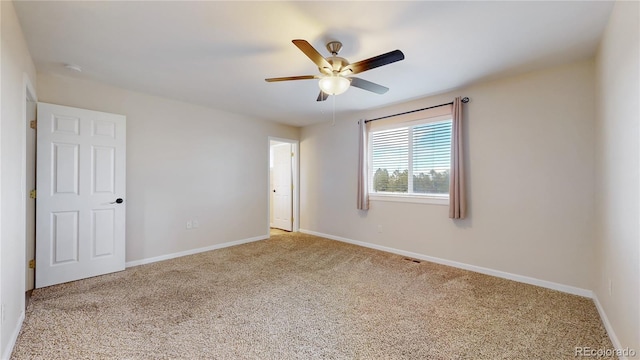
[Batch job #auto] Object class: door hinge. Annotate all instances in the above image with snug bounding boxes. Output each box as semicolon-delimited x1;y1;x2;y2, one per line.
29;189;36;199
30;120;37;129
28;259;35;269
291;152;294;157
291;184;294;190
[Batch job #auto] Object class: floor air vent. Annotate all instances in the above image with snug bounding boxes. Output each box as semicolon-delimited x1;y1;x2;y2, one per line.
404;258;421;264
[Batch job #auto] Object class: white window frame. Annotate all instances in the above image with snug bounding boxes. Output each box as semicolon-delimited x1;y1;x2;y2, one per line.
367;114;452;206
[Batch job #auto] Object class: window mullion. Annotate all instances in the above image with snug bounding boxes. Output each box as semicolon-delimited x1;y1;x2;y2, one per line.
408;126;413;194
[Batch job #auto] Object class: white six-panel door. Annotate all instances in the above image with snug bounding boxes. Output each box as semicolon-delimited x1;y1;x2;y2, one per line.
272;143;292;231
36;103;126;288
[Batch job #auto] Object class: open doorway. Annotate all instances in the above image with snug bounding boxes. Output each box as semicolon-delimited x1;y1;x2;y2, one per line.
268;138;299;236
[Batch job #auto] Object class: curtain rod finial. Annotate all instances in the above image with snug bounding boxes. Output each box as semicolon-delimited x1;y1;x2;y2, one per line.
461;97;470;103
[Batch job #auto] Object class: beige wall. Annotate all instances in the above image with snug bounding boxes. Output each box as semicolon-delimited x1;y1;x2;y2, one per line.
301;60;596;291
594;0;640;353
4;0;637;356
37;73;299;264
0;0;37;357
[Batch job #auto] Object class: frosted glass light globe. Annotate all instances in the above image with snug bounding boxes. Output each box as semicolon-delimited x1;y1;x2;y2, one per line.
318;75;350;95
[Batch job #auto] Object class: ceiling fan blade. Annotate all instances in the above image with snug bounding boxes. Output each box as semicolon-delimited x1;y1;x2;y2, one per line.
346;50;405;75
265;75;317;82
350;77;389;94
292;39;332;72
316;91;329;102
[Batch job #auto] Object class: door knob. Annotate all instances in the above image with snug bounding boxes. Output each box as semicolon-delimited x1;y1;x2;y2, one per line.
110;198;124;204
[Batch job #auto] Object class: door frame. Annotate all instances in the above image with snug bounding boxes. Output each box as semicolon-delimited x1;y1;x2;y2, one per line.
23;74;37;292
268;137;299;235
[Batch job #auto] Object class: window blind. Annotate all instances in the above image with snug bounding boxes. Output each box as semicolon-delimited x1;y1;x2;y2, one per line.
371;127;409;193
412;120;452;194
370;118;452;195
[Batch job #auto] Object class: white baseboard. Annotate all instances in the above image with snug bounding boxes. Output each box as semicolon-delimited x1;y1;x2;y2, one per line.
125;234;269;268
592;294;629;360
2;311;25;360
299;229;592;297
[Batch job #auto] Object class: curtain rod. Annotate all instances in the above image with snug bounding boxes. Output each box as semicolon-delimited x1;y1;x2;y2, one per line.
364;97;469;124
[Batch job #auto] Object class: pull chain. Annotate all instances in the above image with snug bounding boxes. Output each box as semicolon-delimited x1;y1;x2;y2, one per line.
332;94;336;126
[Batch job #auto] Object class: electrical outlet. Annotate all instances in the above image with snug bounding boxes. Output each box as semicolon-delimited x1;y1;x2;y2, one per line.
608;279;613;296
186;221;192;230
192;220;199;229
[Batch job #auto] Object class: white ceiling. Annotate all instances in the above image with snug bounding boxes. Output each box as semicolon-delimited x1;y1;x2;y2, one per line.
14;1;613;127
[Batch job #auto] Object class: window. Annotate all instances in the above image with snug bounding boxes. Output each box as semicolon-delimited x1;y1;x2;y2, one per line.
368;116;452;204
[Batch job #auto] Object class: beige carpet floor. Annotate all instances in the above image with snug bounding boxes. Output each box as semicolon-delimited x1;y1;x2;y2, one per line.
12;232;612;359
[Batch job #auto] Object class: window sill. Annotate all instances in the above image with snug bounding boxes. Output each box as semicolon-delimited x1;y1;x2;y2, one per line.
369;193;449;205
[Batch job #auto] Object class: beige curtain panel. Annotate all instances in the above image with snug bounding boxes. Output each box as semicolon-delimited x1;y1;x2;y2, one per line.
449;96;467;219
357;119;370;210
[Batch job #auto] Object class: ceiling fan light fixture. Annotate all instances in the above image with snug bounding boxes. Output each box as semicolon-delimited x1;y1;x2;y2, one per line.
265;39;404;101
318;75;350;95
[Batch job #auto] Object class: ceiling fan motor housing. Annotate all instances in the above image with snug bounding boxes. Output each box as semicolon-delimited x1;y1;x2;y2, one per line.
322;41;349;74
321;56;349;74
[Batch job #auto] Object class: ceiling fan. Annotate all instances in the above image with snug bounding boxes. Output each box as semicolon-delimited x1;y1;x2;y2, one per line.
265;39;405;101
